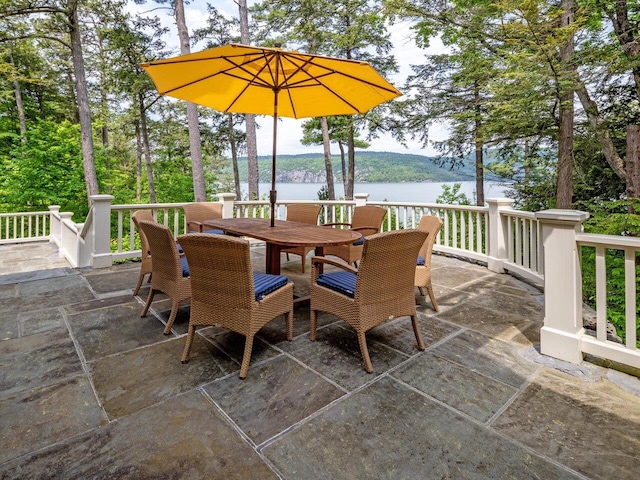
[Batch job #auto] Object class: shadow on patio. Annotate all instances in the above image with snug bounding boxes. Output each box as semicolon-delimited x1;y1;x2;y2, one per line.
1;242;639;479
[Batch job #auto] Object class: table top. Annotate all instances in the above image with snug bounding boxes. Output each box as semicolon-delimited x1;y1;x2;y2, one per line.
203;218;361;247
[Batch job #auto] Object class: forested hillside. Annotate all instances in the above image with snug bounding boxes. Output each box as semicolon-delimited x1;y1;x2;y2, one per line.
232;152;492;183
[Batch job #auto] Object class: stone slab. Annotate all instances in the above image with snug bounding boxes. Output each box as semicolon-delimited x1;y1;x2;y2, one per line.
89;336;238;419
205;355;345;445
0;390;277;479
263;377;578;479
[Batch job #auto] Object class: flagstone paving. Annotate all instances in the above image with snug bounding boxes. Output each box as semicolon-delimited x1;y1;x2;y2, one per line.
1;241;640;479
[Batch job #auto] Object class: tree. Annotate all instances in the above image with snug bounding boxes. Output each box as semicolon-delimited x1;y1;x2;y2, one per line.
238;0;260;200
1;0;100;202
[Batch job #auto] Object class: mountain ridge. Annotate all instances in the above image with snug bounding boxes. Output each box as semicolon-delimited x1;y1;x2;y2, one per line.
231;151;494;183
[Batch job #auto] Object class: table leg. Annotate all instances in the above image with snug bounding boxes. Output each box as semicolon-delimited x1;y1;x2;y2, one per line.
265;242;281;275
315;246;324;274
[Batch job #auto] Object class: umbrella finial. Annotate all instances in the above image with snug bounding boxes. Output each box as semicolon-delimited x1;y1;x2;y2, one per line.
274;42;282;48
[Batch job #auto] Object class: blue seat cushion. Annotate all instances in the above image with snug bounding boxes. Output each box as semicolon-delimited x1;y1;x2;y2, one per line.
417;255;425;266
180;256;190;277
176;243;184;254
352;235;365;246
253;273;288;301
203;229;225;235
316;271;356;298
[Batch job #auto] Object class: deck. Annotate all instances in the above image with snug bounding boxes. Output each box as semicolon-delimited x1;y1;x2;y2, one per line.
1;241;639;479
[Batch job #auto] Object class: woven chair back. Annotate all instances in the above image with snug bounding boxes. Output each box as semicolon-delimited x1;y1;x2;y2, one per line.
350;205;387;235
355;229;428;301
416;215;443;265
138;221;183;281
131;210;154;258
178;233;254;309
183;202;223;231
286;204;321;225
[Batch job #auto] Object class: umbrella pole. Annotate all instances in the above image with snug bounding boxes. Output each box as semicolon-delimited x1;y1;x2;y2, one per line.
270;95;279;227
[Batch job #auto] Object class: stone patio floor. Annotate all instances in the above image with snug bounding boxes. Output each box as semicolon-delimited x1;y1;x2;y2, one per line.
1;241;640;479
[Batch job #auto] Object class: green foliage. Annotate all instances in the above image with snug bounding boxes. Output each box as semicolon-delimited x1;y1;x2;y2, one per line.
435;183;471;205
581;247;640;346
0;120;88;217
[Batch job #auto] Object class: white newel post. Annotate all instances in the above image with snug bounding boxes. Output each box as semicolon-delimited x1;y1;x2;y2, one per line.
218;193;236;218
48;205;61;246
354;193;369;207
91;195;115;268
536;209;589;364
486;198;514;274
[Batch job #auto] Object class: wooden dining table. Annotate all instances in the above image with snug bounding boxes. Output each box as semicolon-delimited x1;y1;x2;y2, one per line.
203;217;361;275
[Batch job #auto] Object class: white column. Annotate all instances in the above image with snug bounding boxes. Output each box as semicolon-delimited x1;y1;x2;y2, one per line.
48;205;61;246
486;198;514;273
354;193;369;207
536;209;589;364
91;195;115;268
218;192;236;218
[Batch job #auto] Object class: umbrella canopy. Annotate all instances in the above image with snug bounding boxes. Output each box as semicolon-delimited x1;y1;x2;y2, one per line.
142;43;402;225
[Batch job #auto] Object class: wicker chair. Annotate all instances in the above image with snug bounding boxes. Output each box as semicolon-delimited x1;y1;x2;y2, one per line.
322;205;387;267
177;233;294;379
131;210;155;296
281;204;322;272
138;221;191;335
182;202;224;233
310;229;428;373
415;215;443;311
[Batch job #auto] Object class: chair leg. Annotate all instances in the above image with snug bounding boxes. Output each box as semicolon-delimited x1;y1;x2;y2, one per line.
163;300;179;334
181;325;196;363
410;314;426;351
285;311;293;341
239;335;254;379
310;309;318;341
418;286;425;296
356;330;373;373
426;283;439;312
141;289;155;317
133;272;145;296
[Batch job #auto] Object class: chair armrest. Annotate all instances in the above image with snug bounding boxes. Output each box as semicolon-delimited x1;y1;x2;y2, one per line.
186;221;204;232
351;226;380;236
322;222;352;228
311;256;357;273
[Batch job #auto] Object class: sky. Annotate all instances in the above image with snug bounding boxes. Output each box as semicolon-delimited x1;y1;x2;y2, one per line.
130;0;447;157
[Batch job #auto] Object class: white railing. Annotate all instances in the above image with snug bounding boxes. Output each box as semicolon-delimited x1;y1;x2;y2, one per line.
3;194;640;372
0;210;51;244
575;233;639;367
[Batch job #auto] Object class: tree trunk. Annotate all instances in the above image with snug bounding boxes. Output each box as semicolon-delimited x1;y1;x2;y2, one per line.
627;125;640;214
135;122;142;201
228;114;242;199
346;121;355;200
338;141;346;192
69;5;99;201
474;82;484;206
9;51;26;140
576;85;627;180
321;117;335;200
174;0;206;202
556;0;575;209
139;95;156;203
238;0;260;200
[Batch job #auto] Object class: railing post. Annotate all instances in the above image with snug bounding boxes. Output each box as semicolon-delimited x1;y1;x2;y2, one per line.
91;194;115;268
48;205;61;246
354;193;369;207
536;209;590;364
218;193;236;219
486;198;514;273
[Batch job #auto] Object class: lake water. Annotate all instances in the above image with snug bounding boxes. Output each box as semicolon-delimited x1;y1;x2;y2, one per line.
237;181;510;204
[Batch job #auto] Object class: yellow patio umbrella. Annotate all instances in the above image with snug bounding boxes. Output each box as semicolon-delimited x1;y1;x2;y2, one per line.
141;43;402;226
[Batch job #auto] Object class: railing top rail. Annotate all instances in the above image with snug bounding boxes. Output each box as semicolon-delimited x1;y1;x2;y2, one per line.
576;232;640;249
501;210;536;219
111;203;189;211
368;201;489;212
0;211;51;216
